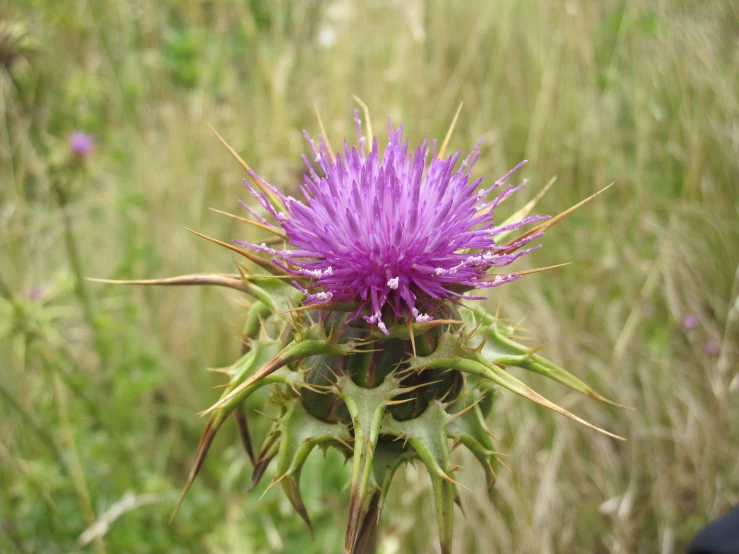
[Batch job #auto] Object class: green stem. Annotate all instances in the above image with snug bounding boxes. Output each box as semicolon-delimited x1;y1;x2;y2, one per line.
0;381;64;468
52;373;107;554
51;346;139;470
0;270;12;299
52;182;107;366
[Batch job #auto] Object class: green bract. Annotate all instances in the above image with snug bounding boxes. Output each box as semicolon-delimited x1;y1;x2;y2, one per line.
165;276;622;554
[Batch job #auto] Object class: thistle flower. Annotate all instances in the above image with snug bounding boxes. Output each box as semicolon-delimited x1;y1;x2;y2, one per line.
704;340;720;356
235;111;546;334
683;313;699;330
67;131;95;158
28;286;42;301
93;106;624;554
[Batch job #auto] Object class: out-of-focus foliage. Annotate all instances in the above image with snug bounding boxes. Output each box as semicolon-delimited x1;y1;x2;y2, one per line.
0;1;737;553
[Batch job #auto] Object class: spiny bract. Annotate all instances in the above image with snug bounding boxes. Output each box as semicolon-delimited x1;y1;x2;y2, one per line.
97;108;623;554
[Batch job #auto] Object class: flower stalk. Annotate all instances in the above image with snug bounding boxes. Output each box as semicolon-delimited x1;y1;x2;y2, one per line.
52;137;108;365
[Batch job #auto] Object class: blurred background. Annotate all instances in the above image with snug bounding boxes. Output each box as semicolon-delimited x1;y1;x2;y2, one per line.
1;1;737;553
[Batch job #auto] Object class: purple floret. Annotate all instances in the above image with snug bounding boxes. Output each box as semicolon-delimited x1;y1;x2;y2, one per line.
68;132;95;157
236;111;547;333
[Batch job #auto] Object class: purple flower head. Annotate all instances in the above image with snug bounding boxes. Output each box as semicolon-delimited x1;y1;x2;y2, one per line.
704;340;720;356
682;313;699;330
236;111;547;333
68;132;95;158
28;287;43;301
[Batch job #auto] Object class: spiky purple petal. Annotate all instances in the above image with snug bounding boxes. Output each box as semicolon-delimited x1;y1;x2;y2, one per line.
237;112;547;332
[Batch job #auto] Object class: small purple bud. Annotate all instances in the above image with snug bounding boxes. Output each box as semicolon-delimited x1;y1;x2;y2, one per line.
704;341;720;356
682;313;699;330
68;132;95;158
28;287;42;301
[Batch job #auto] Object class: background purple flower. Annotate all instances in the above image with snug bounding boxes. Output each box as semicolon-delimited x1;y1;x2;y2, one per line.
28;287;42;301
236;111;546;332
704;341;720;356
68;132;95;157
682;313;699;330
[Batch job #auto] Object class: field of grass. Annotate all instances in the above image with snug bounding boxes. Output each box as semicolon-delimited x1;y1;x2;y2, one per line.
1;1;737;553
